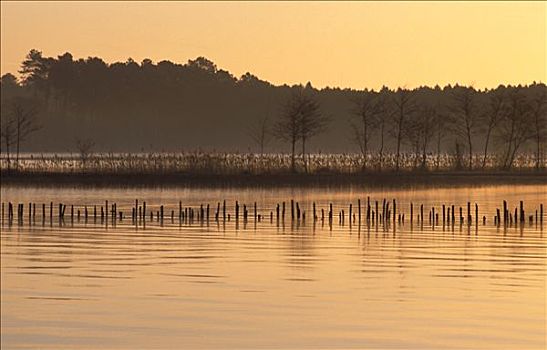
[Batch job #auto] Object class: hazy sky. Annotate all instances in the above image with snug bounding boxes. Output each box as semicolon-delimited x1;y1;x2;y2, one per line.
1;1;545;89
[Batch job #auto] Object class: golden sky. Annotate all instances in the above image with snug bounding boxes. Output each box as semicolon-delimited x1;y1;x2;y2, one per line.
1;1;545;89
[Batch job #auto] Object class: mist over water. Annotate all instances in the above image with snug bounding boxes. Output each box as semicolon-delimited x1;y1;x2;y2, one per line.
1;184;545;349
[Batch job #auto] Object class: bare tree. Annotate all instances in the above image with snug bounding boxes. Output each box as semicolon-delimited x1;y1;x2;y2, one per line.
529;88;546;169
75;138;95;169
417;106;437;169
376;88;390;171
0;115;16;171
350;91;379;170
402;115;421;169
450;86;479;170
6;97;41;168
299;94;327;173
247;115;271;157
274;90;326;173
434;109;448;170
498;88;533;169
390;88;416;171
480;89;506;168
274;92;302;172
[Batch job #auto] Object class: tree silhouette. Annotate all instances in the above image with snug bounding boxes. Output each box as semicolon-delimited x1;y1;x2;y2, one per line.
8;96;42;167
390;88;416;171
298;93;327;173
350;91;380;170
529;89;546;170
274;90;326;172
75;137;95;169
0;111;16;171
450;86;479;170
247;115;271;157
498;89;533;169
0;49;545;169
480;88;506;168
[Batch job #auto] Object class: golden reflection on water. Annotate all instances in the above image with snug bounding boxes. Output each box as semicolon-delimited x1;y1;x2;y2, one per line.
1;184;546;349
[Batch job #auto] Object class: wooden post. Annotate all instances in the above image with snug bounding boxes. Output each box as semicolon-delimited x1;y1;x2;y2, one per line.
393;199;396;224
375;201;379;226
514;207;517;224
410;202;413;225
475;203;478;226
503;200;507;224
367;197;371;223
235;201;239;221
291;200;294;220
442;205;445;225
349;203;352;223
358;199;361;223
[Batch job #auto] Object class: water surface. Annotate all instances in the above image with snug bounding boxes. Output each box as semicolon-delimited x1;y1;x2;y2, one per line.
1;184;546;349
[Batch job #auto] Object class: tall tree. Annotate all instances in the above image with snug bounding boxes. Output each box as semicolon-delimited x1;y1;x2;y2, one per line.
18;49;52;103
274;92;303;172
480;89;506;168
299;93;327;173
8;96;42;167
390;88;416;171
498;88;533;169
416;106;437;169
529;87;546;169
350;91;379;170
450;86;479;170
274;90;326;173
0;113;16;171
434;107;448;170
247;115;271;157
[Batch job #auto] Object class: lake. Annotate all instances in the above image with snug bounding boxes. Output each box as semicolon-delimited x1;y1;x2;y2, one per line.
1;184;546;349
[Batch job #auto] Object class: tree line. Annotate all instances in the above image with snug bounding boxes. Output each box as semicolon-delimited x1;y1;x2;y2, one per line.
1;49;546;172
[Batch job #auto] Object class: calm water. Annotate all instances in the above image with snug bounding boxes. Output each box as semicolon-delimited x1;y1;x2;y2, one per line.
1;184;546;349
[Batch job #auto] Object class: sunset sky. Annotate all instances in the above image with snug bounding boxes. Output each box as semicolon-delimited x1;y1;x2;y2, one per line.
1;1;545;89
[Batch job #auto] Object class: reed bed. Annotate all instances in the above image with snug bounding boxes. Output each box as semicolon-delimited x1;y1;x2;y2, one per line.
0;152;542;175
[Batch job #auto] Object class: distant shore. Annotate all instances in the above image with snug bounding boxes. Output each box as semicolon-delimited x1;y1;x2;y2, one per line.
2;170;546;188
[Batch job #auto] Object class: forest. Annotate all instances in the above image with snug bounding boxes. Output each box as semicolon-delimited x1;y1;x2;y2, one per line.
1;49;546;172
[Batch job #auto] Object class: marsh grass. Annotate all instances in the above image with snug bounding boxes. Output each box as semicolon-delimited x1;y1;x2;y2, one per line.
0;151;542;176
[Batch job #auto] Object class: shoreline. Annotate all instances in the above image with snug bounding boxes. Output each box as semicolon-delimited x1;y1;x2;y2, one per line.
1;171;546;189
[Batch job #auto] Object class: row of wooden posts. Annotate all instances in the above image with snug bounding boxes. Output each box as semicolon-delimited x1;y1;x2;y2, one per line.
1;198;544;229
